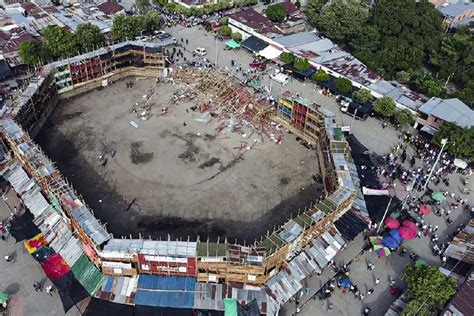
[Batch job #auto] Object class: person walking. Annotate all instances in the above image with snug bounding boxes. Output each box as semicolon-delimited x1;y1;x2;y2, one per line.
367;288;374;296
375;278;380;285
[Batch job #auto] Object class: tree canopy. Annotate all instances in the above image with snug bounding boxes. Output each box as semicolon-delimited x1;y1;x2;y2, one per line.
231;32;242;42
400;300;431;316
353;89;372;104
314;0;369;43
218;25;232;37
334;77;352;95
266;3;286;23
395;109;415;127
307;0;328;25
351;0;444;76
43;25;79;58
293;57;310;72
433;123;474;161
280;52;295;64
18;40;51;66
111;12;161;42
312;68;329;82
373;96;396;117
402;265;457;308
76;23;105;52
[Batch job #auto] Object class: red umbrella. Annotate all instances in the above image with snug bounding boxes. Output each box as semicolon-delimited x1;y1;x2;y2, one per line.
402;220;418;232
385;218;400;229
419;205;431;215
399;226;417;240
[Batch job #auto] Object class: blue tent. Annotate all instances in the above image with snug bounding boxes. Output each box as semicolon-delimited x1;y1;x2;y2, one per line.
338;277;352;289
381;235;399;250
389;229;403;243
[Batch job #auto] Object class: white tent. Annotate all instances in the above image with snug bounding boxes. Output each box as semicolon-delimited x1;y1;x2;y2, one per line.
454;158;468;169
259;45;282;60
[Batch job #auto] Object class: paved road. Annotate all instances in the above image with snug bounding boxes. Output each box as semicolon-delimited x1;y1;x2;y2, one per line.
0;198;84;316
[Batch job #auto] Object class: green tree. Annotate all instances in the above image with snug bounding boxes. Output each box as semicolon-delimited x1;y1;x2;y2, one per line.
42;25;79;58
412;71;445;97
373;96;396;117
219;16;229;25
400;300;431;316
76;23;104;52
293;57;310;71
353;89;372;104
316;0;369;42
351;0;444;77
280;52;295;64
433;123;474;161
334;77;352;95
402;265;457;308
144;11;161;32
231;32;242;42
312;68;330;82
112;15;133;41
18;40;51;65
265;3;286;23
307;0;328;26
218;25;232;37
430;32;474;85
395;109;415;127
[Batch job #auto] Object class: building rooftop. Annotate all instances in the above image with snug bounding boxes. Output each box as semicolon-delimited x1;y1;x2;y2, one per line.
96;1;124;16
439;1;474;18
274;31;320;47
444;219;474;264
230;8;281;34
419;97;474;128
444;272;474;316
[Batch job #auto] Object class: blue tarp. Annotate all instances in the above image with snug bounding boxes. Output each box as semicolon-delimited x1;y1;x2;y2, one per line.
135;275;196;309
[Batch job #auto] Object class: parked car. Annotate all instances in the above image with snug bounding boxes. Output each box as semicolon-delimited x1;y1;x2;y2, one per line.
193;48;207;56
270;71;289;85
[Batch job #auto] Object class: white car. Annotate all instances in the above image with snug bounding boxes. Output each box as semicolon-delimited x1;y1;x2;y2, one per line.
193;48;207;56
270;71;289;85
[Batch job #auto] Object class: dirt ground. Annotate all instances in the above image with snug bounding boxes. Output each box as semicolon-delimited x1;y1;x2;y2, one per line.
36;76;323;242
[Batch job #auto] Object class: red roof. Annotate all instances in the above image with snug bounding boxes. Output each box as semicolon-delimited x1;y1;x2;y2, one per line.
230;8;282;34
0;27;35;54
282;0;298;15
97;1;124;15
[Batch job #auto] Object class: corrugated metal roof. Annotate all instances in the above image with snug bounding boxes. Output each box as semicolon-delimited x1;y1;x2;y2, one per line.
274;32;320;47
193;282;267;312
72;254;105;296
277;220;303;243
103;238;144;253
70;205;110;246
140;240;197;257
445;219;474;264
135;275;196;308
97;276;138;305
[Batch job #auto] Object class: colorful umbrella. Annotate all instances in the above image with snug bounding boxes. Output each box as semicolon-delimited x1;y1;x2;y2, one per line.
398;226;417;240
382;235;399;250
374;245;391;257
402;220;418;233
338;277;352;289
389;229;404;242
419;205;431;215
431;191;446;201
369;236;383;245
385;218;400;229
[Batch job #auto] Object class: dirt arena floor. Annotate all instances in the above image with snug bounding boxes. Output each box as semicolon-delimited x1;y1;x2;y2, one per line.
36;76;323;242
